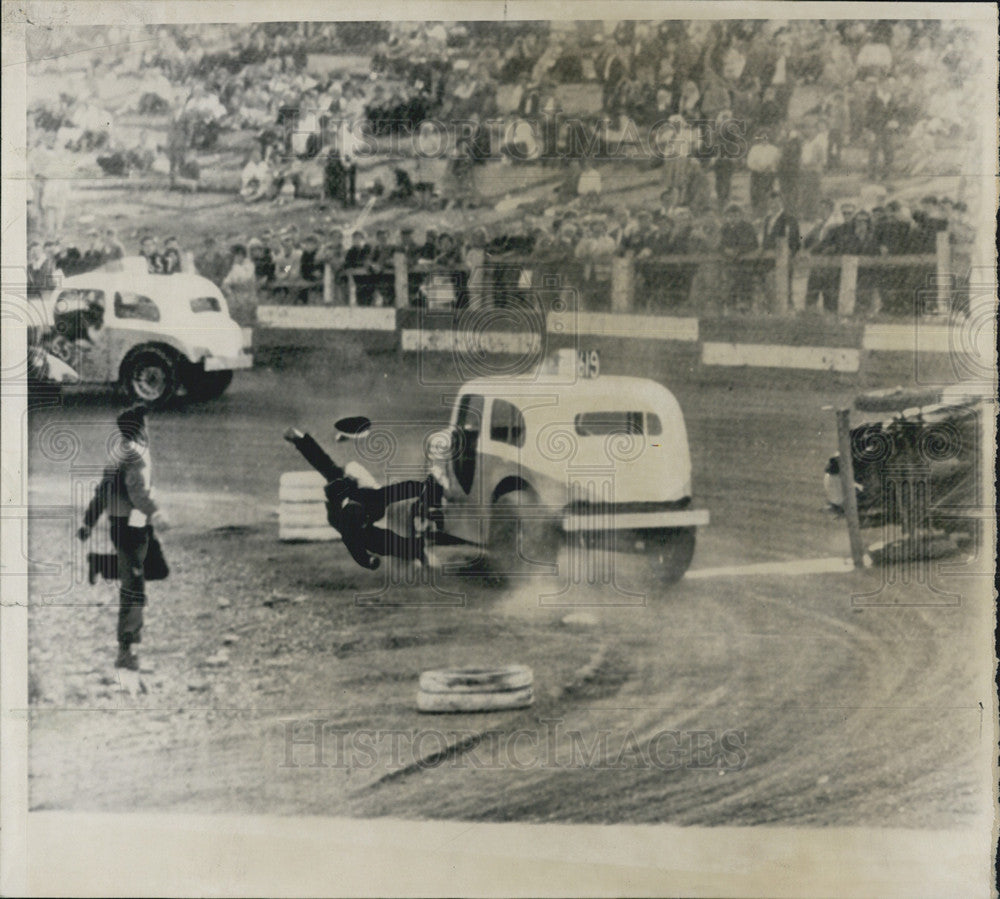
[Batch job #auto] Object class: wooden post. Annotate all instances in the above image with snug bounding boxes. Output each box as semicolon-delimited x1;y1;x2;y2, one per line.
393;252;407;308
934;230;951;315
611;255;633;312
773;242;790;314
838;255;857;317
322;262;333;305
790;255;809;311
465;248;485;309
836;408;868;570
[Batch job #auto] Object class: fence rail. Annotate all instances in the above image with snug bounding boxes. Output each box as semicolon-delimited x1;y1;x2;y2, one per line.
250;232;954;320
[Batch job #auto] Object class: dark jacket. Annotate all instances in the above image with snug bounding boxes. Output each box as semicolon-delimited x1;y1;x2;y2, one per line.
761;210;801;254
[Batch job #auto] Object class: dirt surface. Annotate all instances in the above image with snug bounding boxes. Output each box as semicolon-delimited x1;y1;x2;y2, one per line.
26;352;993;827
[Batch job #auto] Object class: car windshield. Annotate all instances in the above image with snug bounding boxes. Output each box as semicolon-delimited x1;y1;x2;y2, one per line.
574;411;662;436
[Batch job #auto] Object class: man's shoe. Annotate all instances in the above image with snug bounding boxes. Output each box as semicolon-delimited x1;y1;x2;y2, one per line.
283;427;305;443
115;647;139;671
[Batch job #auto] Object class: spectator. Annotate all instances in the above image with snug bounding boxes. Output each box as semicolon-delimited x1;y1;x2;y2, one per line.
240;144;274;202
398;227;421;265
194;235;229;287
662;207;699;307
367;228;397;305
102;228;126;265
798;118;828;220
911;195;948;254
54;237;84;277
162;236;184;274
140;235;166;273
344;230;372;304
247;237;275;286
323;150;351;207
719;203;759;311
417;228;438;263
272;231;302;283
761;191;801;254
777;127;802;214
574;217;616;309
708;109;737;207
803;198;839;312
746;131;780;218
621;208;656;255
27;241;56;297
37;175;69;235
320;229;346;304
297;234;326;304
863;78;898;178
222;244;257;325
81;229;105;272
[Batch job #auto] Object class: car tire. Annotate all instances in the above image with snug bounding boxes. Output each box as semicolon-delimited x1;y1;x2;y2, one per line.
419;665;533;694
417;683;534;714
122;347;176;408
185;369;233;402
649;527;696;585
489;490;559;579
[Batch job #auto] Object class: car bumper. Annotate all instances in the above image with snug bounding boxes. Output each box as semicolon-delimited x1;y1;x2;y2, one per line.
204;352;253;372
562;508;709;532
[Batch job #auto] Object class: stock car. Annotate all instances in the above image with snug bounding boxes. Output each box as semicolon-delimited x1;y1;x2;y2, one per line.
823;386;984;541
425;350;710;583
28;259;252;406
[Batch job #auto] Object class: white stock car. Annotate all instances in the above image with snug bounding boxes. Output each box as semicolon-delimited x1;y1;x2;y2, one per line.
31;261;252;406
427;352;710;583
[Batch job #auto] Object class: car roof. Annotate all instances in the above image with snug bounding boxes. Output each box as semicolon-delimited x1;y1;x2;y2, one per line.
460;375;679;407
58;271;222;297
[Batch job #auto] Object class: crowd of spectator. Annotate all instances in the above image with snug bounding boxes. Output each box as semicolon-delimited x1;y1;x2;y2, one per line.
26;19;980;320
26;177;973;321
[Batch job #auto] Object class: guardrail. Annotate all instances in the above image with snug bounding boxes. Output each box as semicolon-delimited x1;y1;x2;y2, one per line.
249;231;954;319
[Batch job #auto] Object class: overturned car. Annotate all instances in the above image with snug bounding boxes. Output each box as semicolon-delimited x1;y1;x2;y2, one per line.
824;387;985;543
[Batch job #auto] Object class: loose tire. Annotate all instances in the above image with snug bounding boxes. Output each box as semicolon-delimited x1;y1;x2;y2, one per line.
649;527;696;585
418;665;534;712
122;347;176;407
419;665;533;694
417;686;534;713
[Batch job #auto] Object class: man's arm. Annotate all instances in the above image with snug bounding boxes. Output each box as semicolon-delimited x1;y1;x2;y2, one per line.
78;467;114;538
123;453;159;518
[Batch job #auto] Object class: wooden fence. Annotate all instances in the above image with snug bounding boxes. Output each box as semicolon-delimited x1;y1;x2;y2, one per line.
255;231;952;318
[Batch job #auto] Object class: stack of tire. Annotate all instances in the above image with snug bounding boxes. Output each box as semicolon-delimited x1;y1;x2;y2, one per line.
417;665;534;713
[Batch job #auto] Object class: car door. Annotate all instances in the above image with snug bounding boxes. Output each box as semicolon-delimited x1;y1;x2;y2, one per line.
445;392;485;544
50;287;110;382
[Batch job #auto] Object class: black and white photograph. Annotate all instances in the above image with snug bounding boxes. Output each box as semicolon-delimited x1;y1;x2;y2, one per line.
1;2;997;895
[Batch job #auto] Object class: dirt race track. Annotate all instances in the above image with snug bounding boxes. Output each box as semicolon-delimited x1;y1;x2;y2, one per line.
26;346;994;827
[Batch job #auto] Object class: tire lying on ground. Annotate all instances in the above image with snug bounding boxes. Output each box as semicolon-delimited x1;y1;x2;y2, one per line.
417;665;534;713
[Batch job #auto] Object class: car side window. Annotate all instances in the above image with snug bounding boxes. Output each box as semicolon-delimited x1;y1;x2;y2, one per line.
114;290;160;322
490;399;526;447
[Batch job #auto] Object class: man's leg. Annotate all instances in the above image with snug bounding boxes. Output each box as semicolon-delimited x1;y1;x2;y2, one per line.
284;429;345;482
112;518;148;669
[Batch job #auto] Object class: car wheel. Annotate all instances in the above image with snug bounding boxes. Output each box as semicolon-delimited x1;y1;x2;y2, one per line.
123;347;176;408
489;490;559;579
649;527;696;585
185;369;233;402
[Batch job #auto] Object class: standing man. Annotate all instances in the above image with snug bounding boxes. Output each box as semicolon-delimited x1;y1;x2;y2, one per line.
746;132;780;219
77;405;169;671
